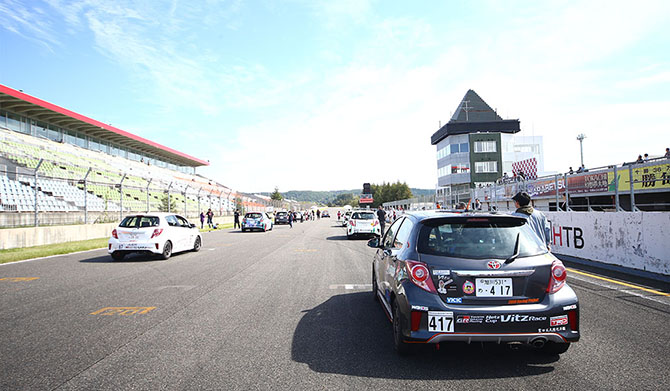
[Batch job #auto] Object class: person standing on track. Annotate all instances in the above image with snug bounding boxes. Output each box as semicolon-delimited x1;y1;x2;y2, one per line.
206;208;214;228
376;205;387;237
234;209;241;230
512;191;551;251
288;211;293;228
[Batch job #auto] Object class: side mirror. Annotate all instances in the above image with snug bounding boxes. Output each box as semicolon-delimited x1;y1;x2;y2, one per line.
367;237;380;248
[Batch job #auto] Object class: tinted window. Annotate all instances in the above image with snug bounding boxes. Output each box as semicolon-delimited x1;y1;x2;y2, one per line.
382;218;405;249
119;216;160;228
165;215;179;226
393;218;414;249
176;216;191;227
417;217;546;259
246;213;262;219
352;212;375;219
276;212;287;217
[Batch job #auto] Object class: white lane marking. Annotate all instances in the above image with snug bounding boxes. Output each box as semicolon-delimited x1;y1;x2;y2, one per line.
568;274;670;307
155;285;196;291
329;284;372;290
0;247;107;266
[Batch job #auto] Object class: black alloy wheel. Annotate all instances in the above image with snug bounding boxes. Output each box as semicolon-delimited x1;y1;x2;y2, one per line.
160;241;172;260
193;237;202;252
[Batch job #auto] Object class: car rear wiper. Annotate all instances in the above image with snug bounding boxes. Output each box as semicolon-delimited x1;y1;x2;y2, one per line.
505;233;521;264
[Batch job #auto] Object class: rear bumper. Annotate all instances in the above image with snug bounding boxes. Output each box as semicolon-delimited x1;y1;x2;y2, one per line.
108;239;162;254
392;283;580;344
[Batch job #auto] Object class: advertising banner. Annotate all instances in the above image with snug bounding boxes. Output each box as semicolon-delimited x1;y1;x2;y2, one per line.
567;172;608;194
608;163;670;192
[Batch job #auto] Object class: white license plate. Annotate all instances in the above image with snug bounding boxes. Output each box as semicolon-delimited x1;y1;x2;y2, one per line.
476;278;513;297
428;311;454;332
120;243;151;250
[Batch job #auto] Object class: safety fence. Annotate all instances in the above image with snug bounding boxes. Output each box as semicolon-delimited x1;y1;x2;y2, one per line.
384;156;670;212
0;160;296;228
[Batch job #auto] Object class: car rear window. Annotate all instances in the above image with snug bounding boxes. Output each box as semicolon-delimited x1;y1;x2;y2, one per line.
246;213;262;219
119;216;160;228
276;212;287;217
352;212;375;219
417;217;546;259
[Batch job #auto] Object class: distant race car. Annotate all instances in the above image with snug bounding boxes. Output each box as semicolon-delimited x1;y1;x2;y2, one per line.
242;212;274;232
346;210;380;239
275;211;290;225
321;210;330;218
108;212;202;260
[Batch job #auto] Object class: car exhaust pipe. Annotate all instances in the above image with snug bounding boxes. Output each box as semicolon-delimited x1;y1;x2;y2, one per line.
530;337;547;349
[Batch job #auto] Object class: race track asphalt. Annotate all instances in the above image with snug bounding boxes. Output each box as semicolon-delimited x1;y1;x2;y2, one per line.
1;217;669;390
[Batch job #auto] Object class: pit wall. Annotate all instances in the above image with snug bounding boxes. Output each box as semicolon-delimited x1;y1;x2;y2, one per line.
545;212;670;276
0;216;234;250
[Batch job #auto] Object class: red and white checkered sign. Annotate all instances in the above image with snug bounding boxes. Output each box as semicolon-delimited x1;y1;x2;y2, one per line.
512;158;538;180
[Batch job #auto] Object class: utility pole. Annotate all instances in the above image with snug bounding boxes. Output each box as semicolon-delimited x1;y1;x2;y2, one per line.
577;134;586;167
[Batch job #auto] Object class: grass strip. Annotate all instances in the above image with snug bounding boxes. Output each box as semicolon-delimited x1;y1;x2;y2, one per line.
199;222;235;233
0;237;108;264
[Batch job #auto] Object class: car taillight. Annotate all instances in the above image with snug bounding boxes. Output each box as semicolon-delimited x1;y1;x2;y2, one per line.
151;229;163;238
406;260;437;293
567;309;579;331
547;260;567;293
411;311;422;331
349;220;356;226
112;229;118;239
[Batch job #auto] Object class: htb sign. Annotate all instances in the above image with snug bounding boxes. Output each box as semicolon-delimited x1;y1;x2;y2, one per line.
359;194;373;204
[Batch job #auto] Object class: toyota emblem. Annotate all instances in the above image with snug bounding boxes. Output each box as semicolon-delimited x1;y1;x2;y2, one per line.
487;260;502;270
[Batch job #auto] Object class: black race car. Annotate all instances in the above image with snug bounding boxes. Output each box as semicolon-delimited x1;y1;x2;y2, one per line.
370;211;579;355
275;211;290;225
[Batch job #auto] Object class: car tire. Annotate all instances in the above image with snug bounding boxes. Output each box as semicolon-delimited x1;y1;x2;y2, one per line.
160;241;172;260
372;269;379;302
111;252;125;261
193;237;202;252
539;342;571;355
392;300;411;355
242;228;246;232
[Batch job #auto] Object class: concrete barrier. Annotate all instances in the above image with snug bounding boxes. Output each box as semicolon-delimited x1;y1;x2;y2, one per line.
545;212;670;276
0;223;117;250
0;215;235;250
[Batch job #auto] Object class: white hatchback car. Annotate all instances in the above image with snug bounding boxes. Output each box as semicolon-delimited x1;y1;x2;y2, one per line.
346;210;380;239
108;213;202;260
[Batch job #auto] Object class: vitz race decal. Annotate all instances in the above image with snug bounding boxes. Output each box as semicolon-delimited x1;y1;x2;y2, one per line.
462;281;475;295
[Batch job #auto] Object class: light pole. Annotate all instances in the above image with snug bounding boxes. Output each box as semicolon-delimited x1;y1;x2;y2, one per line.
577;133;586;167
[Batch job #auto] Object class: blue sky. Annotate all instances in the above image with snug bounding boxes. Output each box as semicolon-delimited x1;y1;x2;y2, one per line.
1;0;669;192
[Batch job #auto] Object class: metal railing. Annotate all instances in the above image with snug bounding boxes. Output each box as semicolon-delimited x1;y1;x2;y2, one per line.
383;156;670;213
0;160;296;228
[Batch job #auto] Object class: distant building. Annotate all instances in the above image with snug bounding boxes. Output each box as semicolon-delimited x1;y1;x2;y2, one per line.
431;89;544;204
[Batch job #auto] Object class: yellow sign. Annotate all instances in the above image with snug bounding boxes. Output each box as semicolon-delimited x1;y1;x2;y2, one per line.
90;307;156;316
0;277;39;282
608;163;670;191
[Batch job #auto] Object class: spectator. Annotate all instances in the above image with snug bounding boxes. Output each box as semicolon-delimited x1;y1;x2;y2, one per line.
376;205;387;236
199;212;205;229
288;210;293;228
337;210;341;220
643;153;649;162
635;155;644;163
474;198;482;210
456;202;467;210
206;208;214;228
665;148;670;158
576;165;584;173
234;209;240;230
511;192;551;251
568;167;574;174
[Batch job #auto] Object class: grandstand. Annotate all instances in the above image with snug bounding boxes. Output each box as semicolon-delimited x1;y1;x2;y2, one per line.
0;84;276;227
